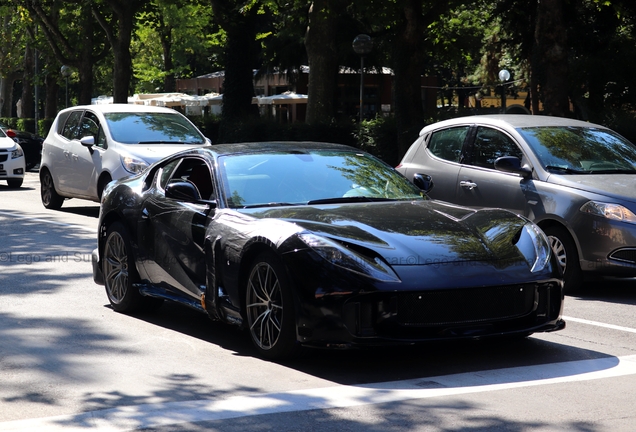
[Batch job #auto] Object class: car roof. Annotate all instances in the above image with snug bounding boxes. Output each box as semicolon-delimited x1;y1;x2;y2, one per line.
420;115;608;135
59;103;183;115
171;141;358;159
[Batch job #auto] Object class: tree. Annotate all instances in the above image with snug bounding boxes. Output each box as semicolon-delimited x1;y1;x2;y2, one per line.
209;0;262;122
93;0;148;103
26;0;109;105
0;5;29;117
304;0;340;124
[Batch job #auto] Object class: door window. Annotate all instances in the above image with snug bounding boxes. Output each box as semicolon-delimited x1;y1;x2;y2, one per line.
471;127;524;169
427;127;469;163
61;111;83;140
79;111;107;148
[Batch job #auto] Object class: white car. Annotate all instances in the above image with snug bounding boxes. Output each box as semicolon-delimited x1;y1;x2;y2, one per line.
0;128;25;188
40;104;210;209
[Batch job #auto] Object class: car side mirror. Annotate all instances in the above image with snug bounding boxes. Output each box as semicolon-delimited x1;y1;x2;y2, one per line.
165;181;201;202
494;156;532;178
80;135;95;147
412;173;434;193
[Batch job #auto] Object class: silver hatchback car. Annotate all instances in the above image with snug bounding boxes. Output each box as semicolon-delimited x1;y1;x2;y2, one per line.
397;115;636;292
40;104;210;209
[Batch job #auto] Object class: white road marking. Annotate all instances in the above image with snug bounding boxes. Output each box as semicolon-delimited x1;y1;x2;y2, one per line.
0;210;96;233
563;315;636;334
2;355;636;431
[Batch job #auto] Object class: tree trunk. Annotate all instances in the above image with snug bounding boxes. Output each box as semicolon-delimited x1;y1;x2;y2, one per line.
392;0;426;159
111;12;134;103
210;0;260;122
20;43;34;118
534;0;570;117
44;68;59;119
161;25;176;93
304;0;339;124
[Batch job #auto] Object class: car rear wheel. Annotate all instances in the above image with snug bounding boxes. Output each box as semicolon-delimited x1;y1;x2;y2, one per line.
7;179;23;188
543;225;582;293
103;222;145;312
40;169;64;209
245;252;299;359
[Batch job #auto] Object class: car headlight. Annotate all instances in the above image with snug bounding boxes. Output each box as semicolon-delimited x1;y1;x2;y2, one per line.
515;223;551;273
298;233;400;282
580;201;636;224
121;155;149;174
11;146;23;159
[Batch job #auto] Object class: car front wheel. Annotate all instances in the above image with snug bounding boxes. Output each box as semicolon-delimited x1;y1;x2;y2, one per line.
245;252;299;359
103;222;144;312
543;225;582;293
40;169;64;209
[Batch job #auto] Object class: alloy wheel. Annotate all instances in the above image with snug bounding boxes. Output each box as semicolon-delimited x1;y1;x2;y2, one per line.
104;231;129;305
548;235;567;273
246;262;283;351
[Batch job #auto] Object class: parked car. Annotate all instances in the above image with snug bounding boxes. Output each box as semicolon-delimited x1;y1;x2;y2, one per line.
397;114;636;292
40;104;210;209
0;122;44;171
92;142;564;359
0;128;25;188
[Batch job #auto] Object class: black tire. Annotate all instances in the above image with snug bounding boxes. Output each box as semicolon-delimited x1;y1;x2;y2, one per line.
543;225;582;293
40;169;64;209
103;222;144;313
244;252;299;359
7;179;23;188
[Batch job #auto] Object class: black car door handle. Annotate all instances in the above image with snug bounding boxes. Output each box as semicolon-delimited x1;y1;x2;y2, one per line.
460;180;478;190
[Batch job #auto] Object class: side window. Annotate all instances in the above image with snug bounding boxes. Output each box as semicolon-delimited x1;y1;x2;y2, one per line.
471;127;524;169
158;159;181;190
427;127;469;163
61;111;83;140
80;112;107;148
165;158;215;200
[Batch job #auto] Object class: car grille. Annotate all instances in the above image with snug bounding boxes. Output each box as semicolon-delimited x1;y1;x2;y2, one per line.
396;285;535;326
609;248;636;264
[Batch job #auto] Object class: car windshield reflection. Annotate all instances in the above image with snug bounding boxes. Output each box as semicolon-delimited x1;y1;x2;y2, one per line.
220;150;425;208
519;126;636;174
104;112;207;144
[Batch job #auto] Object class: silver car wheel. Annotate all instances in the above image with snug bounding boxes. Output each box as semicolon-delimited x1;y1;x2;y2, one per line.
104;230;129;305
548;235;567;273
246;262;283;351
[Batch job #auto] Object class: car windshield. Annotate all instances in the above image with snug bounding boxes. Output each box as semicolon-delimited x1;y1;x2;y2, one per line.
518;126;636;174
104;112;206;144
220;150;425;208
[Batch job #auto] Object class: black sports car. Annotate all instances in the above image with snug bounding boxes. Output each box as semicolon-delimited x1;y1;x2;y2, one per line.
0;123;44;171
92;142;565;359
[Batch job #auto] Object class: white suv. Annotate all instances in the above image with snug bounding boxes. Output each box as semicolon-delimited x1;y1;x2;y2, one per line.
40;104;210;209
0;129;25;188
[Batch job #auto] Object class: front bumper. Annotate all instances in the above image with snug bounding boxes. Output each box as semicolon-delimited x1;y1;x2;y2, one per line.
296;280;565;347
92;248;104;285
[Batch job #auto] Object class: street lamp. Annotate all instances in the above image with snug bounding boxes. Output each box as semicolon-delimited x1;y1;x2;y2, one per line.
498;69;510;113
60;65;72;107
352;34;373;122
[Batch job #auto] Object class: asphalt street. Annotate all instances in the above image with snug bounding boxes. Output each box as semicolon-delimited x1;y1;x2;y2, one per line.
1;172;636;431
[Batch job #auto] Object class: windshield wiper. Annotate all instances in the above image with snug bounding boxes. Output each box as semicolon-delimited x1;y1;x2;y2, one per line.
307;196;394;205
241;202;301;209
545;165;590;174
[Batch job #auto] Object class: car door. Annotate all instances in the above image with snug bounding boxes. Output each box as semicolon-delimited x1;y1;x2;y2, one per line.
455;126;533;216
67;111;108;199
402;126;470;201
53;110;83;195
138;156;215;297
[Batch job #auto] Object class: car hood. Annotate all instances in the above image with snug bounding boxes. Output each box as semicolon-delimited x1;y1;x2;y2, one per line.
0;136;18;150
547;174;636;203
244;200;530;266
125;143;206;164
